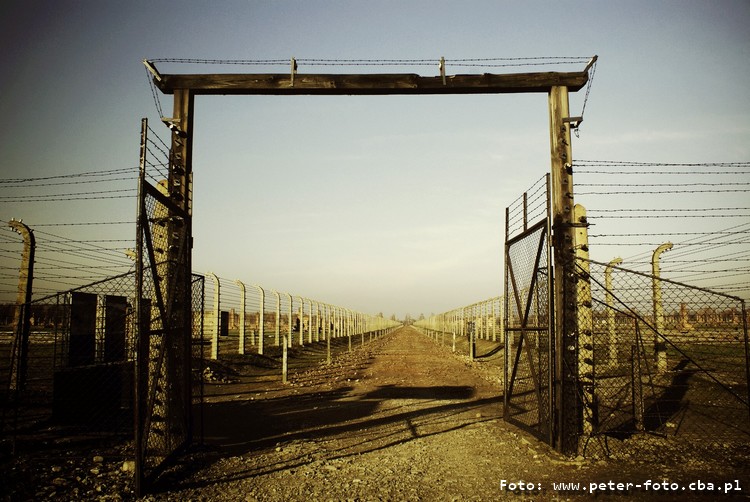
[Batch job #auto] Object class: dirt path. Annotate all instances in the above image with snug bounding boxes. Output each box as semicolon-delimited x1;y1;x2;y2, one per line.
146;327;750;501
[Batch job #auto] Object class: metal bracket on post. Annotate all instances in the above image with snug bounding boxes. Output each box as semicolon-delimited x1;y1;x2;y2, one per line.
584;55;598;73
161;117;187;138
563;116;583;130
143;59;163;83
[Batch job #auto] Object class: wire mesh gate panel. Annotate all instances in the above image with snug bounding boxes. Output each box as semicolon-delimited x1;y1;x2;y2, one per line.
134;117;197;493
576;258;750;456
503;175;555;445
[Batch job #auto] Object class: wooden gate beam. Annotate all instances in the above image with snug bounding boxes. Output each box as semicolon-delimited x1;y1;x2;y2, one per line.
152;70;588;96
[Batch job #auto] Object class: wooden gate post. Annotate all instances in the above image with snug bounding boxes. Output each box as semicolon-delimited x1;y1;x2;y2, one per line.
549;84;581;455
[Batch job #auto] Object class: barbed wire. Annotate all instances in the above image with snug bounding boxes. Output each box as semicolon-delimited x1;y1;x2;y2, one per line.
574;160;750;168
0;167;136;184
579;182;750;187
0;176;136;189
578;170;750;175
577;159;750;300
577;188;750;195
0;189;137;202
588;208;750;219
149;56;591;68
29;221;135;227
145;67;164;118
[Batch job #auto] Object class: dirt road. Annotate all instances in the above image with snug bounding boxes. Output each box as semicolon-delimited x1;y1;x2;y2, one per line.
146;326;750;501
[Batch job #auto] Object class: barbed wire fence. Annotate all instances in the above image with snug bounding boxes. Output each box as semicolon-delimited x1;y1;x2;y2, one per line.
576;257;748;459
570;160;750;457
200;273;399;382
0;172;137;303
573;160;750;299
414;296;503;360
418;162;750;458
0;124;400;494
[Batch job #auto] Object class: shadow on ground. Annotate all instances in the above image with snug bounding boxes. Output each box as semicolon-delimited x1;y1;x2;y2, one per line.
152;333;503;494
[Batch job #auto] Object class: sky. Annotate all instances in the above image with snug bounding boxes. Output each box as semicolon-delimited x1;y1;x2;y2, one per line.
1;0;749;319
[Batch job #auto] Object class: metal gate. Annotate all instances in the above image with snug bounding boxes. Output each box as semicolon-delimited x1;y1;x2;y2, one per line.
503;175;554;445
134;118;197;493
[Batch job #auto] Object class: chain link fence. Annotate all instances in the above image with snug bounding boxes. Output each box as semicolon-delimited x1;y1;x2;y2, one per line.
2;272;138;447
414;297;503;359
577;257;749;456
201;274;399;364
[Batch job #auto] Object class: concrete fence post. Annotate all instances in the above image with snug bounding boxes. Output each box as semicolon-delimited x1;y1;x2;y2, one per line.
235;280;246;355
344;309;352;352
286;293;293;349
307;298;313;344
207;272;220;360
272;290;281;347
315;301;321;342
605;258;623;364
652;242;673;373
254;285;265;355
326;304;332;364
574;204;595;437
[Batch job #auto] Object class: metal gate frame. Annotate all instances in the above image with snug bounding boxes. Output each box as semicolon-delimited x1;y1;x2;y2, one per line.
503;175;555;445
134;118;195;494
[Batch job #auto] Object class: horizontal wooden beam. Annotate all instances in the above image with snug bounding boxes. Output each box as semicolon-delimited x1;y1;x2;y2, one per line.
154;71;589;96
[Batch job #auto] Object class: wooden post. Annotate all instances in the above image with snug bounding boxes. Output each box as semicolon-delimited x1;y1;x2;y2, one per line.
171;88;195;461
549;84;579;455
